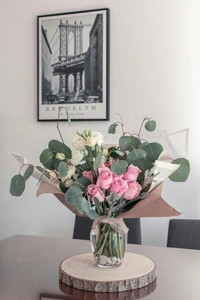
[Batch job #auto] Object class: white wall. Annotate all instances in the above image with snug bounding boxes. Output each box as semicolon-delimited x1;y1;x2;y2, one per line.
1;0;199;246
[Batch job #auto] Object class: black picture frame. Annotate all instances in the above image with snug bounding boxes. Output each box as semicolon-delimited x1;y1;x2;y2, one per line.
37;8;110;121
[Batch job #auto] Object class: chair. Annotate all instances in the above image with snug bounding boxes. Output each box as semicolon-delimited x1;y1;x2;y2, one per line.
73;215;142;244
167;219;200;250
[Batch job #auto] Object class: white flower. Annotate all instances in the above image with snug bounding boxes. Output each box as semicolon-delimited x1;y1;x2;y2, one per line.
72;135;86;150
69;151;85;166
92;131;104;146
62;165;76;181
102;147;108;157
86;136;96;147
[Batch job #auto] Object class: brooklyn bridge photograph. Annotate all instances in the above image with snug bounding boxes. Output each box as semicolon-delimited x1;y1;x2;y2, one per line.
37;8;109;121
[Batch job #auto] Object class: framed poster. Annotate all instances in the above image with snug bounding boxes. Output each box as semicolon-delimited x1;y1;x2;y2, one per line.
37;8;109;121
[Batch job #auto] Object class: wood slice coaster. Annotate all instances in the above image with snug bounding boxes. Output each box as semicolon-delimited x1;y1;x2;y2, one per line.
59;252;156;293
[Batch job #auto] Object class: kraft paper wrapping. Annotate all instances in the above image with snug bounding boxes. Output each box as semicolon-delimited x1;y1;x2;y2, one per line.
36;181;181;218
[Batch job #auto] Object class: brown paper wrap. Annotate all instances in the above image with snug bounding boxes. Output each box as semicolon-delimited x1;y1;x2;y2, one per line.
37;181;181;218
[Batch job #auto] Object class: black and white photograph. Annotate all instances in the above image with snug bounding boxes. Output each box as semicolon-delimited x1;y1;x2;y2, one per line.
37;8;109;121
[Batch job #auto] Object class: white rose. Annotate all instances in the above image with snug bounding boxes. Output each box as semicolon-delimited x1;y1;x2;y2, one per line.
72;135;86;150
69;151;85;166
86;136;96;147
92;131;104;146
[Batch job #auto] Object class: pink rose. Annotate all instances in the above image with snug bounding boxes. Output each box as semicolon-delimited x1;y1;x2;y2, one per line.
123;181;141;200
123;165;141;182
110;176;128;196
83;171;93;183
87;184;105;202
97;166;113;189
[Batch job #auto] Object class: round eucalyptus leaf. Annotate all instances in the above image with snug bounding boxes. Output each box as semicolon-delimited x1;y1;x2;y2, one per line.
87;209;99;220
94;197;101;214
58;161;68;177
10;175;25;197
169;158;190;182
93;152;102;170
111;160;128;175
141;142;163;162
127;149;147;165
108;123;118;134
40;149;54;164
75;176;91;191
49;140;72;159
145;120;156;132
65;185;83;205
119;136;140;152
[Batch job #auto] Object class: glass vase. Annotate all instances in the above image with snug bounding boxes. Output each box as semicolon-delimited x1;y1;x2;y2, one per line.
90;217;128;268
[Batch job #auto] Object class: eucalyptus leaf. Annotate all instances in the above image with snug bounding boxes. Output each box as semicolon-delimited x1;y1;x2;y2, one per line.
23;165;34;181
109;147;121;159
115;150;124;156
108;123;118;134
141;142;163;162
58;161;68;177
145;120;156;132
127;149;147;165
10;175;25;197
40;149;54;164
65;185;83;205
41;158;55;171
119;136;139;152
74;176;91;191
169;158;190;182
93;152;102;170
111;160;128;175
75;197;88;214
65;186;97;219
87;209;98;220
49;140;72;159
53;159;61;172
94;197;101;214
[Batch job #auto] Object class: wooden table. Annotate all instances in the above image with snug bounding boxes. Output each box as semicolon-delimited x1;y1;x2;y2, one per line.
0;235;200;299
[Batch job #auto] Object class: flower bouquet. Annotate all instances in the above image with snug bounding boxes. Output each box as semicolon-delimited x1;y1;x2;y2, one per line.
9;115;190;268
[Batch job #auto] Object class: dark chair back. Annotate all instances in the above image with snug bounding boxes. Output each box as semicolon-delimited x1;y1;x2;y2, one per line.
73;215;141;244
167;219;200;250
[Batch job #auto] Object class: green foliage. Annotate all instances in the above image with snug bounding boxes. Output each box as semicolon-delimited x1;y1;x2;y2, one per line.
169;158;190;182
58;161;68;177
111;160;128;175
145;120;156;131
108;123;118;134
94;197;101;214
127;149;147;164
119;136;139;152
65;185;98;219
140;142;163;162
93;152;102;170
74;177;91;191
49;140;72;159
23;165;34;181
40;149;54;164
10;175;25;197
